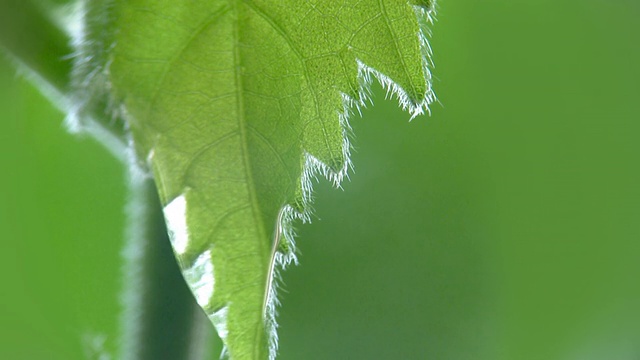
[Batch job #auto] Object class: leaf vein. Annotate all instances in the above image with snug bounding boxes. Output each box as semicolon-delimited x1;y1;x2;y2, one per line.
145;5;231;120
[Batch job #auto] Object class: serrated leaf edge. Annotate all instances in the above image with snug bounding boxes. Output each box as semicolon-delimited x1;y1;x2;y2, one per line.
262;5;436;359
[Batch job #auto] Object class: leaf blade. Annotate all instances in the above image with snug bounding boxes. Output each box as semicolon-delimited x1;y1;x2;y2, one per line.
105;1;435;358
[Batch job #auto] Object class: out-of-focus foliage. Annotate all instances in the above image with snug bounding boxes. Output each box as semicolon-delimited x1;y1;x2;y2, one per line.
1;0;639;359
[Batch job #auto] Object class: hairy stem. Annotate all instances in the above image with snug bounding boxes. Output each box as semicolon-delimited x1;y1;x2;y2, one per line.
0;1;217;358
0;0;128;145
0;0;72;92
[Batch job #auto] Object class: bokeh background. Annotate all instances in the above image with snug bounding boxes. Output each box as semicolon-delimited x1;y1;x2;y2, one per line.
1;0;639;359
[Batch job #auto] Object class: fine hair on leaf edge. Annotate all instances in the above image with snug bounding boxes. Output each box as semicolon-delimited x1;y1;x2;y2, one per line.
263;4;437;360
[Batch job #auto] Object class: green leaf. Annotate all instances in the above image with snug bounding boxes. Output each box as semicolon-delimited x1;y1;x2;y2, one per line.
93;0;435;358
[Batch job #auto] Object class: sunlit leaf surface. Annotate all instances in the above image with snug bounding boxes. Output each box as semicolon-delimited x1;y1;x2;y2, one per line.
103;0;435;358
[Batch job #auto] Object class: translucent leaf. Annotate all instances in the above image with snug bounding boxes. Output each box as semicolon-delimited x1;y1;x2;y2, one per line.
88;0;436;358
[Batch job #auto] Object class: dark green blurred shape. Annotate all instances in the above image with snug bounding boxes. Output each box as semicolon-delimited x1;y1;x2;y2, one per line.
0;58;124;358
1;0;639;359
0;0;72;91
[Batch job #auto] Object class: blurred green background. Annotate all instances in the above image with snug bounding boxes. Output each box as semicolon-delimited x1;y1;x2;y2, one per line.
1;0;639;359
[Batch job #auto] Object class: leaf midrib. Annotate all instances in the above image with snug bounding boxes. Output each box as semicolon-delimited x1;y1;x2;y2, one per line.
231;2;270;358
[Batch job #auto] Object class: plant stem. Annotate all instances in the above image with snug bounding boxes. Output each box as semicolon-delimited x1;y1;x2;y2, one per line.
0;2;217;358
0;0;128;145
0;0;72;93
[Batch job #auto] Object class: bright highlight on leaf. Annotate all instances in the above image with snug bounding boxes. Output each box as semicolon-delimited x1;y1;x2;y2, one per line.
77;0;436;359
